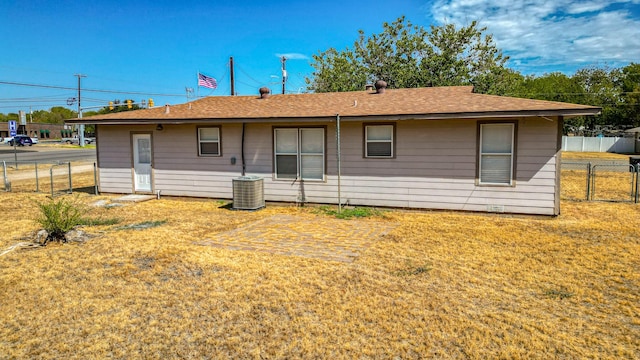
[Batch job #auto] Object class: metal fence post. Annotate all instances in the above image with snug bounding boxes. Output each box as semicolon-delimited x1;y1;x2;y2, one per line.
2;161;7;191
93;162;98;195
50;166;54;198
68;162;73;194
35;161;39;192
591;163;597;201
636;166;639;204
586;162;592;201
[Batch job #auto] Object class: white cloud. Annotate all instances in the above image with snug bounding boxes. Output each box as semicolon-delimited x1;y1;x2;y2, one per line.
275;53;309;60
430;0;640;73
566;1;608;14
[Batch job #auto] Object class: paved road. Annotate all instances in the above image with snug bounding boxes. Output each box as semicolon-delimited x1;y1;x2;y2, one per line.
0;145;96;164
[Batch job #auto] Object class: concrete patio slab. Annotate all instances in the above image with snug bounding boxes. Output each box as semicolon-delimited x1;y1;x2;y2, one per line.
112;194;156;202
197;214;396;263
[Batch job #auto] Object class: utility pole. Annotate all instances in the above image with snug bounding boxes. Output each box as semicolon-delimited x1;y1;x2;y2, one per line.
74;74;87;147
281;56;287;95
185;87;194;101
230;56;235;96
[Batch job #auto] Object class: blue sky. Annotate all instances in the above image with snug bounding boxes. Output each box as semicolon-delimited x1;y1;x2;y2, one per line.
1;0;639;114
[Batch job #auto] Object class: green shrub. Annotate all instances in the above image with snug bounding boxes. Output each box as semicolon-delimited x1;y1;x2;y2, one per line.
36;197;86;242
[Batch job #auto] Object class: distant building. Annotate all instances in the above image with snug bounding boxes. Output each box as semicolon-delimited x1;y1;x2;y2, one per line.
0;122;67;139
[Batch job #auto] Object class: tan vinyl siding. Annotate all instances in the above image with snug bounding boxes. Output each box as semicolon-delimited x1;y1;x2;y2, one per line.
152;124;242;196
96;118;559;215
153;170;232;197
96;125;134;193
97;168;134;193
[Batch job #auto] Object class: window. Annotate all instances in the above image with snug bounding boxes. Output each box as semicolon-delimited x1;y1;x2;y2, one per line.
479;123;515;185
274;128;324;180
198;127;220;156
365;124;394;157
137;137;151;164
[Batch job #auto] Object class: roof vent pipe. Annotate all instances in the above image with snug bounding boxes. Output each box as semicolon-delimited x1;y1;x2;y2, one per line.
259;87;271;99
374;80;387;94
365;84;374;91
164;104;170;114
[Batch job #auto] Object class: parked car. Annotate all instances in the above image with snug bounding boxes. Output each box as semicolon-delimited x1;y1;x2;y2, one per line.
8;135;33;146
30;137;39;144
62;136;95;145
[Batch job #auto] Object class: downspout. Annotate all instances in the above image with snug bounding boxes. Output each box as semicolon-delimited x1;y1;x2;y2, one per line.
336;114;342;214
241;122;246;176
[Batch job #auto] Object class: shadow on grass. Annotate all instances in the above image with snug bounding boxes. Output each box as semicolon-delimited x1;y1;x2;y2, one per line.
72;186;98;195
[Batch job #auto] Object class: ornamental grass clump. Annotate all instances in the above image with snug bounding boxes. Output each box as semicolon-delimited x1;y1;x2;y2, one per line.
36;197;86;242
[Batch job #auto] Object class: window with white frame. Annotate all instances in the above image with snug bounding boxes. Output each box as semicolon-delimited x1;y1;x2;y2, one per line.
274;128;324;180
479;123;515;185
198;127;220;156
365;124;394;158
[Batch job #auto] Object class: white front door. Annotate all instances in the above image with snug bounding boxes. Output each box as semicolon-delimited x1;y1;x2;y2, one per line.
132;133;152;192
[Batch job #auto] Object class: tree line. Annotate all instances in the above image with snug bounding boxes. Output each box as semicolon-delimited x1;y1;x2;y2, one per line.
0;100;141;124
305;16;640;134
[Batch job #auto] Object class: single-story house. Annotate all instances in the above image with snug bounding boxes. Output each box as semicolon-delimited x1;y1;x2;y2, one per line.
66;83;600;215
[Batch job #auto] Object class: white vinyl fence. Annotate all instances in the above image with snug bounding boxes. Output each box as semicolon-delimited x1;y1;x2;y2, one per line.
562;136;636;153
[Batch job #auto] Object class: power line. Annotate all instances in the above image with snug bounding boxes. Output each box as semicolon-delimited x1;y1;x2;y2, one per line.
0;80;187;97
234;64;264;87
0;93;71;101
0;98;69;103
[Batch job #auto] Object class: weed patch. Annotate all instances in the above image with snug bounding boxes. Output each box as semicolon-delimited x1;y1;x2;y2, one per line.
116;220;167;230
316;205;385;219
78;217;121;226
544;287;575;300
396;263;432;276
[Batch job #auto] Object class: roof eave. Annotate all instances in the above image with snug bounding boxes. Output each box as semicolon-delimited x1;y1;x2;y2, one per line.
65;108;601;125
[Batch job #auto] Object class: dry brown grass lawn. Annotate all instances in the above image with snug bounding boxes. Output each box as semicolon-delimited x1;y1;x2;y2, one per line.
1;156;639;358
562;151;632;160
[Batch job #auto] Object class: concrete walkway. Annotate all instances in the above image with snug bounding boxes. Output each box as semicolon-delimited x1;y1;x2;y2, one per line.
198;214;396;263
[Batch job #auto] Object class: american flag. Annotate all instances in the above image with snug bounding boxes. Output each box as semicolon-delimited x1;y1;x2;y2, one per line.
198;73;217;89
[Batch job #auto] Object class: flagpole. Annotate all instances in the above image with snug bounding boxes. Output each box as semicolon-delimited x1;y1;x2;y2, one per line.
196;70;200;99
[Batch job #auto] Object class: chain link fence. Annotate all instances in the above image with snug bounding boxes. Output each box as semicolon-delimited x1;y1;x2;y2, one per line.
3;159;637;203
2;161;98;197
562;161;640;203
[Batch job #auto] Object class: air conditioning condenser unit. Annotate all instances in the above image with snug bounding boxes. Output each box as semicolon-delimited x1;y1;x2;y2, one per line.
232;176;265;210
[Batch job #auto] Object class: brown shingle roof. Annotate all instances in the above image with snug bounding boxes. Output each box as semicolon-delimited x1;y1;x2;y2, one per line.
67;86;600;124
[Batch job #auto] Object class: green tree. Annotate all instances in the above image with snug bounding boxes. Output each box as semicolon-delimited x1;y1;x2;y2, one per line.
90;99;141;114
516;72;582;103
473;67;525;96
307;16;509;93
573;66;624;127
31;107;77;124
307;48;368;92
0;113;18;122
621;63;640;127
511;72;587;133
